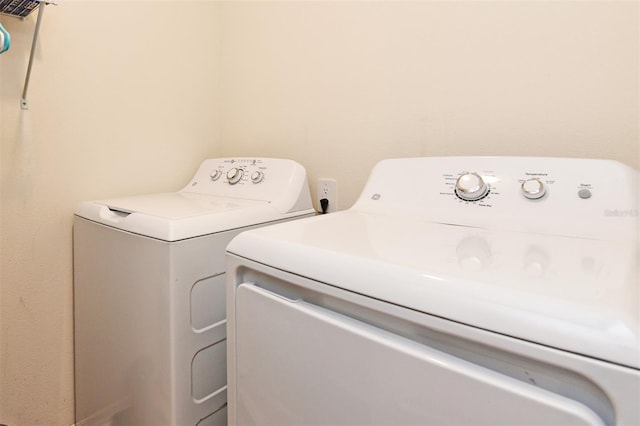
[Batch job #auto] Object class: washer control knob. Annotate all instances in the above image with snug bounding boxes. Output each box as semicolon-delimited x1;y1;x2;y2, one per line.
210;169;221;181
455;173;489;201
521;178;546;200
251;170;265;184
226;167;243;185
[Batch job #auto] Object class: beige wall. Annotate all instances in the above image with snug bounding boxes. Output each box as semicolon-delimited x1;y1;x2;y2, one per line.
0;2;222;424
0;1;638;425
219;0;639;209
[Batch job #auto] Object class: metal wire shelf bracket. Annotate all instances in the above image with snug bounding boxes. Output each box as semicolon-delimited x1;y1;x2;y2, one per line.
21;0;56;109
0;0;57;109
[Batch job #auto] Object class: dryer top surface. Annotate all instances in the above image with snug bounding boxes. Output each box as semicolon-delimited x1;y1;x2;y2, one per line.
227;157;639;369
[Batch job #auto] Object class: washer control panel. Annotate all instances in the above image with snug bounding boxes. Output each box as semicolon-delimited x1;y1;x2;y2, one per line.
354;157;638;240
202;158;270;186
180;158;311;208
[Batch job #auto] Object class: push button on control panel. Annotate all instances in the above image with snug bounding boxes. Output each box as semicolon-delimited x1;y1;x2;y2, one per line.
578;189;592;199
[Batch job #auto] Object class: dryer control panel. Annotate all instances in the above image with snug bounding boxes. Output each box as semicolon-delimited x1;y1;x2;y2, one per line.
353;157;638;241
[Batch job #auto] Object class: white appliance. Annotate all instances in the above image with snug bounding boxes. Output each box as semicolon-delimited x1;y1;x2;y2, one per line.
74;157;314;426
226;157;639;426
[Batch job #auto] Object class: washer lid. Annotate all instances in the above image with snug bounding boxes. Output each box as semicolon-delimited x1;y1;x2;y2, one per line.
227;211;640;369
91;192;262;219
75;192;303;241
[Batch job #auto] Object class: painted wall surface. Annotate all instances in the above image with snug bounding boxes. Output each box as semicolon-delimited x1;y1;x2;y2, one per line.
0;2;221;424
219;1;639;209
0;1;638;425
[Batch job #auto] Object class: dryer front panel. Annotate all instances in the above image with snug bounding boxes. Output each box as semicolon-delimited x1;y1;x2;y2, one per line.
233;282;607;426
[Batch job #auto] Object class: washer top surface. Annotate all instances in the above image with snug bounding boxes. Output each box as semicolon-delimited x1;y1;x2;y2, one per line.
75;158;314;241
227;157;639;369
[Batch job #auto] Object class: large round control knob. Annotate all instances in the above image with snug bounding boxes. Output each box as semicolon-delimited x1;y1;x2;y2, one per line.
210;169;221;181
455;173;489;201
226;167;244;185
251;170;265;184
521;178;546;200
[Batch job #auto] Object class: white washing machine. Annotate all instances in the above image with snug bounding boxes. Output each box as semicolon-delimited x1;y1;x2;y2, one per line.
73;157;314;426
226;157;639;426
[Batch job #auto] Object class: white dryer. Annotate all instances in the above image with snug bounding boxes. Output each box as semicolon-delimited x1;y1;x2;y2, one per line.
74;158;314;426
226;157;639;426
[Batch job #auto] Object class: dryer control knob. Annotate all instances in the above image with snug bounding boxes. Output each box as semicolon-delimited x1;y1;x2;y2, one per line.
521;178;546;200
455;173;489;201
251;170;265;184
227;167;243;185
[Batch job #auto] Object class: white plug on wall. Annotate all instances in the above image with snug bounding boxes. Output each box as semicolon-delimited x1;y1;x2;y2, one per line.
317;178;337;214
